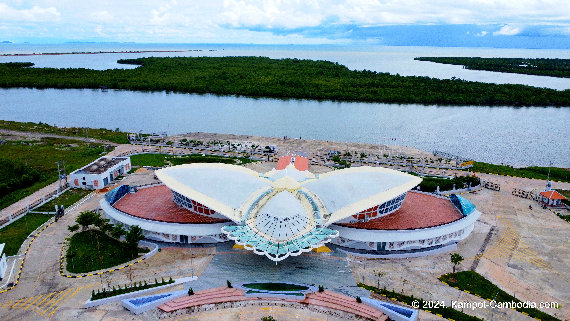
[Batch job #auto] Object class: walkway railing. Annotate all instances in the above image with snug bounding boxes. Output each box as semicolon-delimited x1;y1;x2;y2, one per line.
0;182;70;229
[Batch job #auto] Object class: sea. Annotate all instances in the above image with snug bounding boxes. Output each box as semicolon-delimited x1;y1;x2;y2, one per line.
0;43;568;167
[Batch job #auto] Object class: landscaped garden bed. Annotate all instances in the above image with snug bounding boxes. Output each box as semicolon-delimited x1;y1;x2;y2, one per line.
439;271;560;321
91;277;174;300
358;283;484;321
66;229;148;273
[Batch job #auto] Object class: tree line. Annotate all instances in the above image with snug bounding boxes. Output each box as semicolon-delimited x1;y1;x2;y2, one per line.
0;57;568;106
415;57;570;78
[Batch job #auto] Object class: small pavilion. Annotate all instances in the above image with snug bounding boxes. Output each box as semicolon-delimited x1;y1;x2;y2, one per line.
539;190;567;207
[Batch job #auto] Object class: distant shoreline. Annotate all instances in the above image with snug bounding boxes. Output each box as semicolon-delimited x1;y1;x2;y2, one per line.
0;49;216;57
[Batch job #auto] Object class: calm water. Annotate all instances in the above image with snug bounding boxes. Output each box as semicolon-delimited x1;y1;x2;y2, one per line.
1;88;568;167
1;43;570;90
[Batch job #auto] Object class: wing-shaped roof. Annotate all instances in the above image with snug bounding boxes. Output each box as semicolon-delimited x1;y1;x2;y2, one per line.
156;164;271;221
301;167;421;224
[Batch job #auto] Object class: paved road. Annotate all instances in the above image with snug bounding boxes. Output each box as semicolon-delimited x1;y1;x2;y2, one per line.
0;129;118;145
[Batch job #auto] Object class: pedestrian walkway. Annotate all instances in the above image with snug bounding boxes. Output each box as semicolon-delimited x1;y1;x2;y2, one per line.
482;216;552;271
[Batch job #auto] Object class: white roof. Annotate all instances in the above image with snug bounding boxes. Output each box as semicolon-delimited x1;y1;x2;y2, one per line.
301;167;421;224
253;191;311;242
156;163;420;226
156;164;271;220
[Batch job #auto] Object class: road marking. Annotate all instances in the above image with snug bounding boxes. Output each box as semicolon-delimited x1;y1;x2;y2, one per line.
40;288;73;316
39;288;74;315
8;297;25;308
1;300;13;308
24;294;46;310
47;285;90;317
13;295;34;308
33;291;56;310
36;290;64;313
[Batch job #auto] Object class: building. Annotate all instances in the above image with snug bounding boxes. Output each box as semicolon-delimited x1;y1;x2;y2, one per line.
539;190;567;207
70;157;131;190
101;155;481;262
0;243;7;281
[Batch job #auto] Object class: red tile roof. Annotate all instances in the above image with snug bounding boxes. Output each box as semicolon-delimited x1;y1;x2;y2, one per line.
540;190;567;200
276;155;292;170
294;156;309;171
336;191;462;230
113;185;230;224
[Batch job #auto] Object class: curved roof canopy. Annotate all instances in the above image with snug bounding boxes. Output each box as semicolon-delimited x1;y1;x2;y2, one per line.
156;160;421;261
157;162;421;225
156;164;270;222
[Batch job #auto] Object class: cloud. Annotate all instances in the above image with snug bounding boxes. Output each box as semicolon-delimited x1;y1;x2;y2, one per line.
218;0;325;29
494;25;521;36
90;11;113;23
0;0;569;46
0;3;60;22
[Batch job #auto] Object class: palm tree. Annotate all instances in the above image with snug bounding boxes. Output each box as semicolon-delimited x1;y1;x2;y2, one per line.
450;253;464;274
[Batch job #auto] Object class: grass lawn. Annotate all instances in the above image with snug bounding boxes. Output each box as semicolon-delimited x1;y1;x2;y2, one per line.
469;162;569;182
34;189;91;212
419;175;480;193
0;120;129;144
66;229;147;273
130;153;256;168
439;271;560;321
130;153;170;167
0;213;51;256
0;137;108;210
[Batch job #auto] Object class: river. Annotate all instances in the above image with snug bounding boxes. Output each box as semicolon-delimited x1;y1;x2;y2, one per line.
1;88;568;167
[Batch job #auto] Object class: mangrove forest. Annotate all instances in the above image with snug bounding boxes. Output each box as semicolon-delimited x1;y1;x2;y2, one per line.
0;57;569;106
415;57;570;78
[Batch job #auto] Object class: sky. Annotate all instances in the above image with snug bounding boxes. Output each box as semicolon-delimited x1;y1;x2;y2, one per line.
1;0;569;48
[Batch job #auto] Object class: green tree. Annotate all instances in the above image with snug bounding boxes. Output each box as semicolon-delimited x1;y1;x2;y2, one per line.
76;211;101;231
67;224;80;233
110;223;126;239
125;225;144;256
450;253;464;273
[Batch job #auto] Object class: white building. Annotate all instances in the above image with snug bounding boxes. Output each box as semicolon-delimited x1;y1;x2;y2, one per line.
100;155;481;262
0;243;7;281
70;157;131;190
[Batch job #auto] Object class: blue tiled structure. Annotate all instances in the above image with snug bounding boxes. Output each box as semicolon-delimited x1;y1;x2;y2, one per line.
449;194;476;215
105;185;130;205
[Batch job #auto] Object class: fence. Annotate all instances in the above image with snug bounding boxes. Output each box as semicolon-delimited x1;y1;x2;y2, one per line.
0;182;70;229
